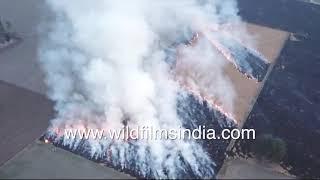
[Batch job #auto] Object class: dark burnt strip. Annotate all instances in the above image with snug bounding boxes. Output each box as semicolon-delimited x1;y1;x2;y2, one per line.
217;36;270;82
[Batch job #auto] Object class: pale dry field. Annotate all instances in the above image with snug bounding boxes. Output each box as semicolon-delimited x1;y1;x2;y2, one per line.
217;157;295;179
0;141;133;179
228;23;289;125
176;23;289;125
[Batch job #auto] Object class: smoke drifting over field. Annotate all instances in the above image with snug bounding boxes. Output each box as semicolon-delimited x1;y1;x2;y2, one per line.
39;0;250;178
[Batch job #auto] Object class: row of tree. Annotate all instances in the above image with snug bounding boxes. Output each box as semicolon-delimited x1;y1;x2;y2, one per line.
252;134;287;162
0;17;12;43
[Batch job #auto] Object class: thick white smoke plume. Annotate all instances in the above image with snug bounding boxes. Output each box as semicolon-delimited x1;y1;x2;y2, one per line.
39;0;247;178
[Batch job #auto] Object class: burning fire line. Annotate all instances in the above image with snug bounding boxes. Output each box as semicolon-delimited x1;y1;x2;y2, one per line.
201;27;269;82
203;33;237;67
207;24;268;64
171;30;238;122
177;80;237;122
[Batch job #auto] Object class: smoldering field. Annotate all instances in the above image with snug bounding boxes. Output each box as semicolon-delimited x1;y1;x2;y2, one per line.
39;0;256;178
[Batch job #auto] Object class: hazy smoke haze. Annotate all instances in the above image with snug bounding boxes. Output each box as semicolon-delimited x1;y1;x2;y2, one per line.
39;0;249;178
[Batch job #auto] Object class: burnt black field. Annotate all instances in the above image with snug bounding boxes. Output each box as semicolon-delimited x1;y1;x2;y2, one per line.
219;37;270;81
234;0;320;178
